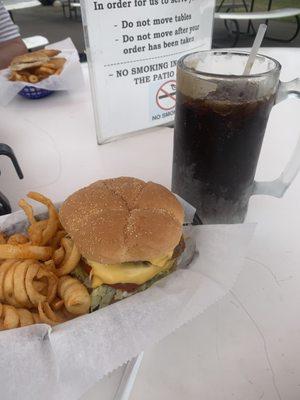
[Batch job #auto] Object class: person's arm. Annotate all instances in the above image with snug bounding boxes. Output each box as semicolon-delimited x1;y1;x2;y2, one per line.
0;37;27;69
0;1;27;69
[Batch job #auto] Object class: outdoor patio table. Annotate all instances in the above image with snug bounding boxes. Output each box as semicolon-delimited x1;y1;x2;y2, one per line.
2;0;40;11
0;47;299;400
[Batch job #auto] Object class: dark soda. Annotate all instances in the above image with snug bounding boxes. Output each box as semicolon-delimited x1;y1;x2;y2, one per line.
172;89;275;223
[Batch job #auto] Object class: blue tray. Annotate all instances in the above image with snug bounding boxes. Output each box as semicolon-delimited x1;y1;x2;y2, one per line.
18;86;54;100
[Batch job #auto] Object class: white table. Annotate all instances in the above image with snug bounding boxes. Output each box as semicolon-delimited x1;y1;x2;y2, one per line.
3;0;40;11
0;47;300;400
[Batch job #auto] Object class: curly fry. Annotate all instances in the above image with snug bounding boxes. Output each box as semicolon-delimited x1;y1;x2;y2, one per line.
0;190;94;331
38;67;55;75
19;193;59;246
36;267;57;304
44;302;64;323
7;233;29;245
28;75;38;84
0;260;57;310
33;280;47;293
38;302;64;326
0;244;53;261
18;199;36;225
1;304;19;330
55;67;63;75
53;246;64;266
60;307;76;321
27;192;59;246
25;263;58;307
44;259;56;273
0;260;17;302
50;230;67;250
55;238;81;276
17;308;35;327
0;232;6;244
32;312;41;324
3;260;20;307
51;298;64;311
0;303;38;330
43;62;56;69
14;260;36;308
58;276;90;315
28;220;47;245
25;264;47;306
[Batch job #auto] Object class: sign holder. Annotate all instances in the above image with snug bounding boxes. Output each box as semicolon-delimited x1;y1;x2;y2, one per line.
80;0;215;144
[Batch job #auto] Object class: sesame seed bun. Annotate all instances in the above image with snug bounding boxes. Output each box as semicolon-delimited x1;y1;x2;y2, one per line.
59;177;184;264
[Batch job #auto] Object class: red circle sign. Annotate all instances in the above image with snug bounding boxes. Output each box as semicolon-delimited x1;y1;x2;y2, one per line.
156;80;176;111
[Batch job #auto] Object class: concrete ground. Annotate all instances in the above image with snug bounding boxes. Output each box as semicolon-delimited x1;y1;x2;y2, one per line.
213;18;300;48
12;5;86;53
10;3;300;54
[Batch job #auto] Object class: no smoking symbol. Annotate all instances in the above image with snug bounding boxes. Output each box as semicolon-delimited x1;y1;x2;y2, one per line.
156;80;176;111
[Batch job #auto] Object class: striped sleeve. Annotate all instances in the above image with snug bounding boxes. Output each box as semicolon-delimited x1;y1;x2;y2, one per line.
0;1;20;43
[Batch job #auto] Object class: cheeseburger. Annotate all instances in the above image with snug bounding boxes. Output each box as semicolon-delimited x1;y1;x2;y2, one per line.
59;177;184;310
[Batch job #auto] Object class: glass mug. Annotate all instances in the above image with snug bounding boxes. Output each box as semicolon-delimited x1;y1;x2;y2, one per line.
172;50;300;224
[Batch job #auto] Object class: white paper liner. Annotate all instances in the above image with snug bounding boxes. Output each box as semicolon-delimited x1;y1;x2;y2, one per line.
0;200;255;400
0;38;84;105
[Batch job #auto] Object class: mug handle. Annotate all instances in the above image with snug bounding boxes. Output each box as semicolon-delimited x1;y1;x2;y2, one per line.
0;143;23;179
253;78;300;197
0;191;12;215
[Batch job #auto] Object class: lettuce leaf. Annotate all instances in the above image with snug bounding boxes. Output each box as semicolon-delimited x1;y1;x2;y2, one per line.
90;285;116;312
71;264;92;288
90;267;174;310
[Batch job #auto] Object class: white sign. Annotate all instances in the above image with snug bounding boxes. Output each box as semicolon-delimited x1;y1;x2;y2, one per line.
81;0;215;143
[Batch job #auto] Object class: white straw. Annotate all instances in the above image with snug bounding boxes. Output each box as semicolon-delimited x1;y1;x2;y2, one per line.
243;24;267;75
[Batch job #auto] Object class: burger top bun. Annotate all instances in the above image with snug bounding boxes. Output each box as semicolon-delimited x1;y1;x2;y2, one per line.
10;49;61;71
59;177;184;264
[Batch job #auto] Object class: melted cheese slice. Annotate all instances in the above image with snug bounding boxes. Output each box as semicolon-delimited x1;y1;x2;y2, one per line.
88;252;173;288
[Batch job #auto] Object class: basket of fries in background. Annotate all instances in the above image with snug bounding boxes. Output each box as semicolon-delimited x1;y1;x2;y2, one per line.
9;49;66;100
0;38;84;105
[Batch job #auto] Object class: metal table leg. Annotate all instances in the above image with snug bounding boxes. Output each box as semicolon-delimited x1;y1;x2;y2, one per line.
265;0;273;25
216;0;227;12
247;0;256;34
231;19;240;47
